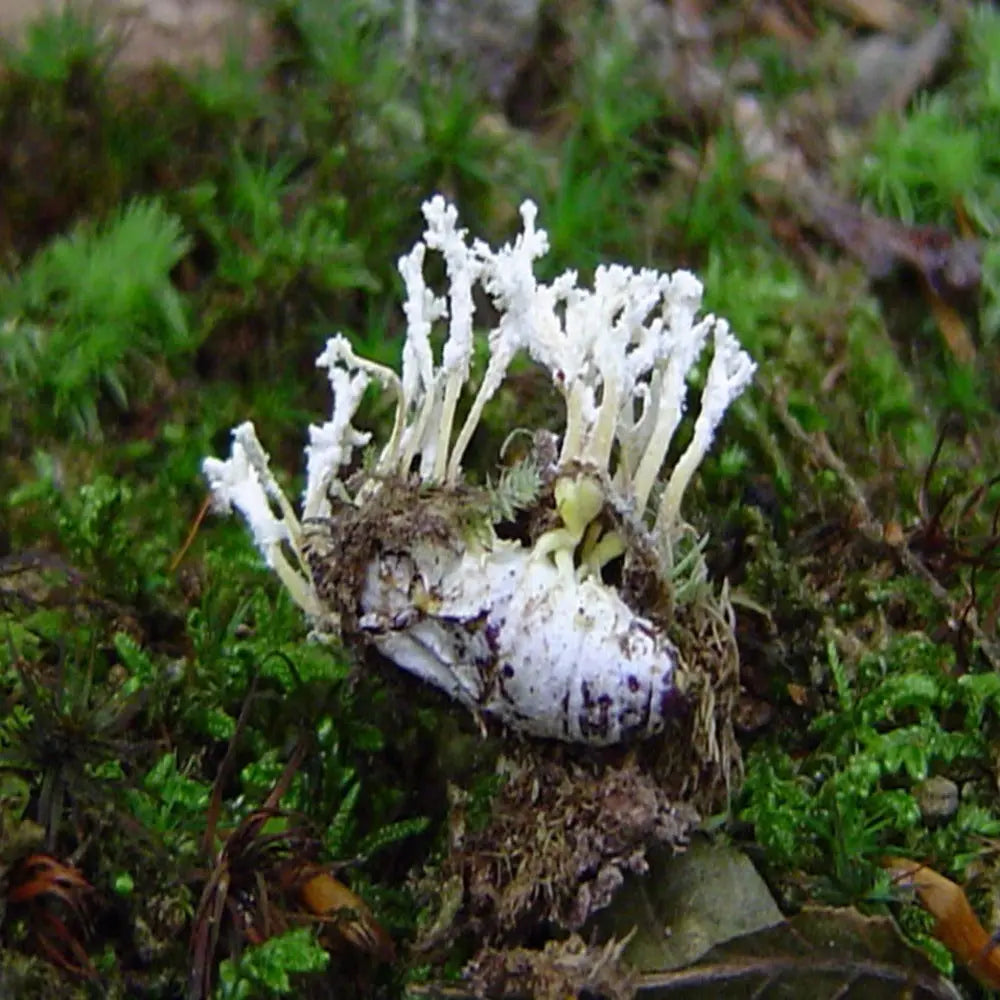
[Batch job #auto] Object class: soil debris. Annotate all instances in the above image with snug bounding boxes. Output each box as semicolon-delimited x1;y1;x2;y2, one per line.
422;751;699;945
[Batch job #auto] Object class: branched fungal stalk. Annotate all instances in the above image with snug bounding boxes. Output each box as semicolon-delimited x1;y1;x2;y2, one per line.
204;196;756;746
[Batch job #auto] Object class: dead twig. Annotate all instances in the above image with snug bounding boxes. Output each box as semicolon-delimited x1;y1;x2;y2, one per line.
766;377;1000;672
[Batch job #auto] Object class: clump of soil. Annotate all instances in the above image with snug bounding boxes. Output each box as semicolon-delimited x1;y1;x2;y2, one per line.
420;749;700;945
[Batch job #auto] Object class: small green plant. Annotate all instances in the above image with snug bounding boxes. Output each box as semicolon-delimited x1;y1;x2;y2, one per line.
0;650;147;849
965;4;1000;122
403;72;504;226
673;125;760;253
250;0;419;277
0;6;112;84
320;768;430;864
265;0;396;96
539;13;674;268
486;456;543;523
1;198;192;434
857;94;982;227
126;751;211;861
214;926;329;999
186;149;375;310
54;474;172;603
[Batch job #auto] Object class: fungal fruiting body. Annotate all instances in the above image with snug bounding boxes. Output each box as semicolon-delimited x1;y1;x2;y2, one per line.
203;197;755;746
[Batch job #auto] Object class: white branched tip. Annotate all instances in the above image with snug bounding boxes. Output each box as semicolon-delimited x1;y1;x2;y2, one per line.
203;196;756;745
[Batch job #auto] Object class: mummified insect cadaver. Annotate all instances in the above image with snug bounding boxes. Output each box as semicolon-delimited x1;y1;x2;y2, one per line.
203;196;755;746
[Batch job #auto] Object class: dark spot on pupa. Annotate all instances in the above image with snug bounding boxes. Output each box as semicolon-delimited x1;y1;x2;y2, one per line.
501;663;515;679
616;680;653;738
577;682;613;740
627;674;639;692
658;675;687;721
485;621;502;653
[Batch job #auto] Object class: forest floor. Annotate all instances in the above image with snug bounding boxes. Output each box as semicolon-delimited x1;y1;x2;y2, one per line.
2;1;1000;998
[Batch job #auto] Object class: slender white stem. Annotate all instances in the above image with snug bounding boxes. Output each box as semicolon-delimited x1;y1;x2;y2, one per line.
586;377;620;470
269;545;320;617
655;325;755;533
630;376;685;513
654;432;704;534
558;382;586;467
375;375;408;476
433;373;463;481
446;339;516;483
399;377;438;476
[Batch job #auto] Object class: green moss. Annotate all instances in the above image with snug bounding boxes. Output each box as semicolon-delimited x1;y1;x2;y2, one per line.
2;199;192;435
740;634;1000;904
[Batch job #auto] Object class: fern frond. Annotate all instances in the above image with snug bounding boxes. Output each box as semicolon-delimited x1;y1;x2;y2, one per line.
356;816;430;861
486;457;542;523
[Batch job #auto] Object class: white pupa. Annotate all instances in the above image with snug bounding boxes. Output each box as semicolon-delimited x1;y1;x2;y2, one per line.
203;197;755;745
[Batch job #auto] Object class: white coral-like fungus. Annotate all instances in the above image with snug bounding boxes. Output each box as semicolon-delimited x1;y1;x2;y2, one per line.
204;196;755;746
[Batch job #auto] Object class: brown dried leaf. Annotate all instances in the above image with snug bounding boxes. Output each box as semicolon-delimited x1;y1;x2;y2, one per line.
634;905;961;999
6;853;96;979
593;840;783;974
885;856;1000;990
922;275;977;364
7;854;93;908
